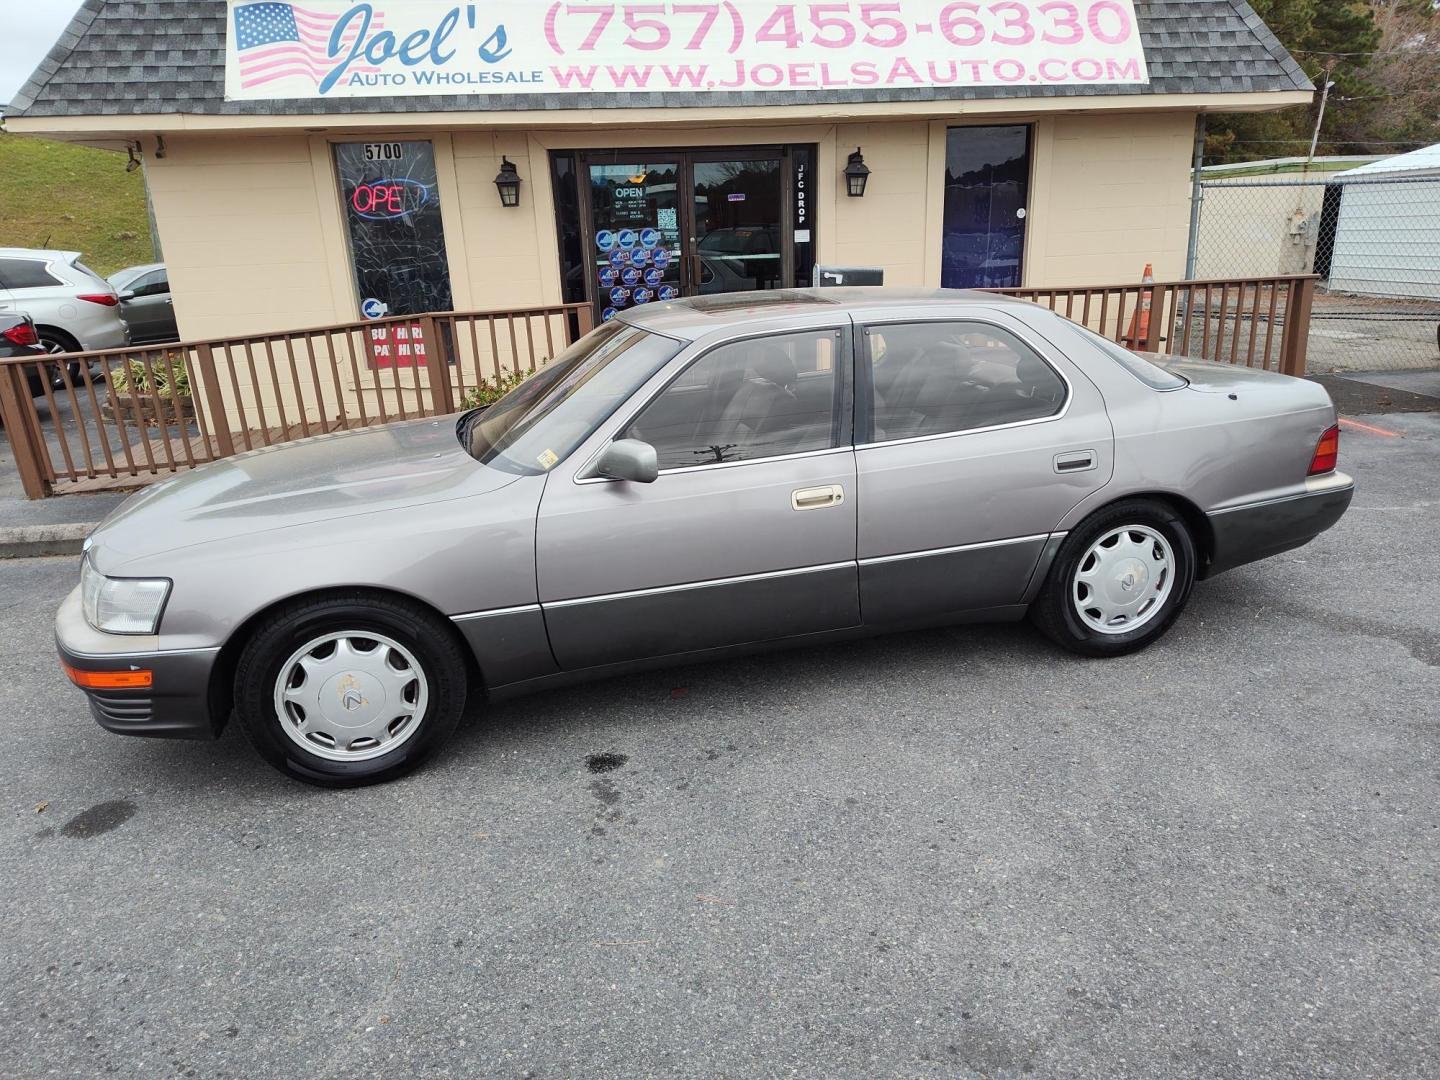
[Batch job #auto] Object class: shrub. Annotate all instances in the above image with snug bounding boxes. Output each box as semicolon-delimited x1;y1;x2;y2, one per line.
110;355;191;398
461;368;527;409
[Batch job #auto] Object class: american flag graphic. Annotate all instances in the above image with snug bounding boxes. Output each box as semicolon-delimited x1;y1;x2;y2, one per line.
233;3;384;90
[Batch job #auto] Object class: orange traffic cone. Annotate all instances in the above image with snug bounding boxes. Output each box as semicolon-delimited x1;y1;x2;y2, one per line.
1121;263;1154;350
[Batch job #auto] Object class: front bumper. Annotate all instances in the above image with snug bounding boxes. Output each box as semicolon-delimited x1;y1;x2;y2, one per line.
55;586;221;741
1203;471;1355;579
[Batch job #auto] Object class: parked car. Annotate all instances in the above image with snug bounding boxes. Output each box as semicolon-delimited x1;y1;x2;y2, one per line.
0;249;130;359
108;262;179;345
0;313;51;399
56;289;1354;787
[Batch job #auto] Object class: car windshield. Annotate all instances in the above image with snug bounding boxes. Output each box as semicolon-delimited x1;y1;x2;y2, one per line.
1076;325;1188;391
461;321;683;476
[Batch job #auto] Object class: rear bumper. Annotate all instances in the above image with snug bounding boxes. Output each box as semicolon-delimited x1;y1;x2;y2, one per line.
55;587;221;741
1203;471;1355;579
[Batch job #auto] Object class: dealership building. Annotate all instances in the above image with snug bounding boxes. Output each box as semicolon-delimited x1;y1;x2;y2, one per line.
9;0;1311;341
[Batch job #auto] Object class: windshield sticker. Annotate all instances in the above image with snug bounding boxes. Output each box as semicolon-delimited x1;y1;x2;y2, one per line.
621;266;642;287
601;306;618;321
633;287;653;304
630;248;650;268
618;229;638;250
598;266;617;287
644;268;662;287
537;448;559;470
639;228;660;249
595;230;617;251
652;249;671;270
610;287;630;306
658;285;678;301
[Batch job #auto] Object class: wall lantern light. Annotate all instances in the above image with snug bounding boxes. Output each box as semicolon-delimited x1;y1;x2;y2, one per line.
494;157;522;208
844;148;871;198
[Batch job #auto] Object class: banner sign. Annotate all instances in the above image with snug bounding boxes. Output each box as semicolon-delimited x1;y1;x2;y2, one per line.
224;1;1148;100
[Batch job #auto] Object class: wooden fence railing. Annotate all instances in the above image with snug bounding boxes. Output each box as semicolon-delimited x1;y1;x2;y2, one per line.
988;274;1317;375
0;276;1316;500
0;303;591;499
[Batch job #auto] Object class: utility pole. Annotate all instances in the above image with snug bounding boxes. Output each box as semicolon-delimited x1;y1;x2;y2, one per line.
1308;64;1336;162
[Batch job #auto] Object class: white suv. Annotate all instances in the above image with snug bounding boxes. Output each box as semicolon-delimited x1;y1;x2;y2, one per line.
0;248;131;358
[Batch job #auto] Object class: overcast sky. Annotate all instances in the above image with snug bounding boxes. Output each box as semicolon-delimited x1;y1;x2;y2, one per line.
0;0;83;106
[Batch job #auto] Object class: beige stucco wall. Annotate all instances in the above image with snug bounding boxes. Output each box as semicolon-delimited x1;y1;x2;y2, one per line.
1023;111;1196;285
144;108;1199;345
146;134;344;340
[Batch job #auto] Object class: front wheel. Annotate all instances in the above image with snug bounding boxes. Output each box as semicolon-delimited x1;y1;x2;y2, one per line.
234;594;469;787
1030;499;1197;658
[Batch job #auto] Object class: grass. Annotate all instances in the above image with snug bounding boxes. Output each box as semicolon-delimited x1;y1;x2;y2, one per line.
0;130;154;276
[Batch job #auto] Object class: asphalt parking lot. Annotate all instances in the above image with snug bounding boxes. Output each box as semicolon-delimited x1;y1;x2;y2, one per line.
2;409;1437;1080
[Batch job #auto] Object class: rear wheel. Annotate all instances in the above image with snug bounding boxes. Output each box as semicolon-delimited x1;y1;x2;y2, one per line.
1030;499;1197;657
234;593;469;787
35;328;83;389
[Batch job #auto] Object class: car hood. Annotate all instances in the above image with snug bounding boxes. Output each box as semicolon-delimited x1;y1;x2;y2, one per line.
91;416;514;567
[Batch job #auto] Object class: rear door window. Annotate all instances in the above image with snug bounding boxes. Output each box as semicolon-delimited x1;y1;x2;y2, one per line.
864;321;1067;442
0;258;62;289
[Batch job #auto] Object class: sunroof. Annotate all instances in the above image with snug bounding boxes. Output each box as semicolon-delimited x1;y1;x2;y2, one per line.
686;290;838;315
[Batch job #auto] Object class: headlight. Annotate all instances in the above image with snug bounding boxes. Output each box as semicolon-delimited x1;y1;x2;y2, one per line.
80;557;171;635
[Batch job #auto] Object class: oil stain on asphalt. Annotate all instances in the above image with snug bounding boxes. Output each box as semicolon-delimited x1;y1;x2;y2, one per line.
59;800;137;839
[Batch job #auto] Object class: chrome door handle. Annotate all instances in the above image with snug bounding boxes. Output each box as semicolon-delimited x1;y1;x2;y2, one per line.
791;485;845;511
1054;450;1096;474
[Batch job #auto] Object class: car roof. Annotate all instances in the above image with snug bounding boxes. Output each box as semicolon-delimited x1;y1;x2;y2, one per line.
616;287;1040;338
110;262;165;278
0;248;81;262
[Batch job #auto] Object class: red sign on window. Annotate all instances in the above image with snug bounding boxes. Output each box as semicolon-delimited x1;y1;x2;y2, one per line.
368;321;428;369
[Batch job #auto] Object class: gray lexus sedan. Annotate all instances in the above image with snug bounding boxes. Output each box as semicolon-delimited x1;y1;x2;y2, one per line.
56;290;1353;787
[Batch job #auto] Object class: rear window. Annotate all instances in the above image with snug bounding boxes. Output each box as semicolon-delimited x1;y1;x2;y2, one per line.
1077;326;1187;391
0;258;62;290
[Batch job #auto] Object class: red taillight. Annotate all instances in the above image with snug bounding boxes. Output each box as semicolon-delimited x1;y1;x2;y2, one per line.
2;322;40;347
1308;424;1340;476
77;293;120;307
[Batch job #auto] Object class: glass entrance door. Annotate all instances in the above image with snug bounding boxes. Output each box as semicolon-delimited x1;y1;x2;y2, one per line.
577;149;799;324
692;155;783;296
941;126;1031;289
586;159;684;324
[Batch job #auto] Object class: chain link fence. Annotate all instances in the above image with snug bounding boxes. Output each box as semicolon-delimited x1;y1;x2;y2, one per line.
1192;174;1440;373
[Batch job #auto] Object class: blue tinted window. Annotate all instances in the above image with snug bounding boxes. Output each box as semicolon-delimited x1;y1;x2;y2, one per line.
941;127;1030;290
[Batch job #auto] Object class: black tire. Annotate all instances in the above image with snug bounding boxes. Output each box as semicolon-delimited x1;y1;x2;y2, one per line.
234;593;470;787
36;327;80;358
1029;498;1197;658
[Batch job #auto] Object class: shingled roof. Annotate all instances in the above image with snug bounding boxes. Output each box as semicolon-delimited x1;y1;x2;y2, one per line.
9;0;1312;119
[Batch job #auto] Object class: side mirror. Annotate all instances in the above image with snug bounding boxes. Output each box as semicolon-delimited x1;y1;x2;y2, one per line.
594;438;658;484
117;290;136;302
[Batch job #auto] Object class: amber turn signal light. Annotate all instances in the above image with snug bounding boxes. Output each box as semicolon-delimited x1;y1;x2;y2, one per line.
62;663;153;690
1308;424;1340;476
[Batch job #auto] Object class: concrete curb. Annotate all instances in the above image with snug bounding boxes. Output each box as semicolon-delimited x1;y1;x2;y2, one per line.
0;523;94;559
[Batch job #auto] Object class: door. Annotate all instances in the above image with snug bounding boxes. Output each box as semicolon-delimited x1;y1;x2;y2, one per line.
584;157;685;324
855;313;1114;626
536;325;858;670
578;149;794;325
691;153;784;296
120;269;175;343
941;126;1031;289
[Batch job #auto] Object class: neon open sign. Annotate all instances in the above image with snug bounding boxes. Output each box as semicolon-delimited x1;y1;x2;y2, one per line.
349;178;432;220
